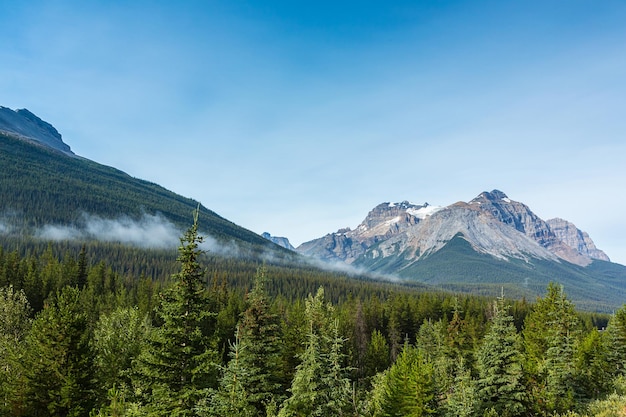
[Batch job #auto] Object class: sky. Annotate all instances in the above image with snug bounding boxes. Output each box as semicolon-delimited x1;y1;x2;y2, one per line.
1;0;626;264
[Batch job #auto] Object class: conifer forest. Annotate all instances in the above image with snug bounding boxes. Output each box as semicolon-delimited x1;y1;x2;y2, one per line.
2;219;626;417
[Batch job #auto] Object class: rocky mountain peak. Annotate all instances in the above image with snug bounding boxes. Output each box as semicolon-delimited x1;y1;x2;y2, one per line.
261;232;295;251
360;201;424;230
469;190;591;265
546;218;610;262
0;106;73;155
297;189;608;269
473;189;510;202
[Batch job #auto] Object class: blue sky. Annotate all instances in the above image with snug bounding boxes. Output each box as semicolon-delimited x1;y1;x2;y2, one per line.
2;1;626;264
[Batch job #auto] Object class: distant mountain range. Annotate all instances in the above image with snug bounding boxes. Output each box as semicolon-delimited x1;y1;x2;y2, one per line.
298;190;609;266
2;105;625;311
296;191;625;311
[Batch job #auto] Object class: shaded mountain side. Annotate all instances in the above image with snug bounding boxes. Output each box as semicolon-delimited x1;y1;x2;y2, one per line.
0;131;282;253
0;106;73;155
354;233;624;312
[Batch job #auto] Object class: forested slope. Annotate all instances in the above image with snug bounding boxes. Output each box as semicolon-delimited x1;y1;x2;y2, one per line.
1;222;624;417
0;131;278;250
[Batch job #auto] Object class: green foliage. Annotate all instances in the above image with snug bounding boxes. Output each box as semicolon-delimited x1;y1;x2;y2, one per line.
22;286;94;417
1;231;624;417
476;296;527;417
202;328;256;417
134;216;219;416
369;342;436;417
278;288;354;417
91;307;151;404
444;359;478;417
524;283;587;413
237;266;285;413
0;286;32;415
0;131;275;248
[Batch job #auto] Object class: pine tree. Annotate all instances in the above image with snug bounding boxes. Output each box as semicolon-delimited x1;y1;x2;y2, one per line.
278;287;354;417
372;342;436;417
364;329;391;382
134;212;218;417
444;359;478;417
237;266;285;413
605;304;626;377
476;296;526;417
92;306;151;404
0;286;32;415
576;328;612;399
543;286;580;412
203;328;256;417
523;283;581;413
22;286;94;417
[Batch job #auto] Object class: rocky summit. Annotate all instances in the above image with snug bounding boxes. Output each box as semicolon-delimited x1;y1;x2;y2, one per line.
0;106;73;155
297;190;609;268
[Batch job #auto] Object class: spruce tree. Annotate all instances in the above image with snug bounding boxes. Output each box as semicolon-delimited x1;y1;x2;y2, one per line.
134;212;218;416
278;287;354;417
371;341;436;417
92;306;151;404
523;283;581;413
605;304;626;376
543;286;580;412
237;266;285;413
444;359;478;417
476;296;526;417
204;328;256;417
22;286;94;417
0;286;32;415
364;329;391;382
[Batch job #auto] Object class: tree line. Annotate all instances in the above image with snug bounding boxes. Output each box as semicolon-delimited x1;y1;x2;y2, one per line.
1;219;625;416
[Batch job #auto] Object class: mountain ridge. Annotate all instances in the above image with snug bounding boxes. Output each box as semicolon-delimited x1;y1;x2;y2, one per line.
295;190;624;310
0;106;73;155
297;190;610;267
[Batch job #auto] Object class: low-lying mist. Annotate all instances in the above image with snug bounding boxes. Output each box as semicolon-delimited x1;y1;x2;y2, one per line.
36;213;182;249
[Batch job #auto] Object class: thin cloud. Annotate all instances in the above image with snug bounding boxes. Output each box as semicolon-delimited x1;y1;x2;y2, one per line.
36;213;181;249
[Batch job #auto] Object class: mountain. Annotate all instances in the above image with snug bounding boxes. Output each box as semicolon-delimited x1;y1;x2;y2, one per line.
262;232;295;251
297;190;623;311
0;106;73;155
545;217;611;262
0;107;289;257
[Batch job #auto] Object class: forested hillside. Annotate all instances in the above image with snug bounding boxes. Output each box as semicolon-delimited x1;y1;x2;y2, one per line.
0;131;279;250
2;219;625;417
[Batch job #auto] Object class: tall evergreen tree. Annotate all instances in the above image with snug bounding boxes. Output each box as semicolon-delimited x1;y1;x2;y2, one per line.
134;212;218;417
92;306;151;405
364;329;391;383
0;286;32;415
369;342;436;417
22;286;94;417
605;304;626;377
476;296;526;417
237;266;285;413
278;287;354;417
523;283;581;413
543;285;580;412
443;358;478;417
203;328;256;417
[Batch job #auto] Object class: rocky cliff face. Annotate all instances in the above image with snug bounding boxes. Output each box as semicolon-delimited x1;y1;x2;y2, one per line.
469;190;592;266
297;190;608;268
0;106;73;155
261;232;295;251
297;201;442;263
546;218;610;262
